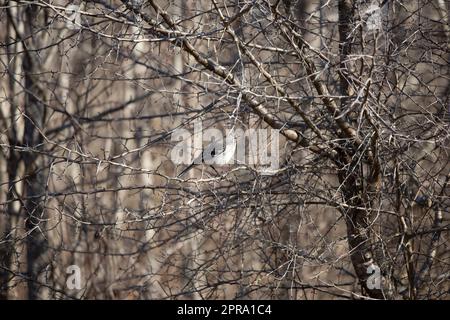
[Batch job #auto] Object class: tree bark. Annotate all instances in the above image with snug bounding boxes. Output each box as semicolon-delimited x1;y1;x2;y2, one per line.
337;0;385;299
22;4;49;300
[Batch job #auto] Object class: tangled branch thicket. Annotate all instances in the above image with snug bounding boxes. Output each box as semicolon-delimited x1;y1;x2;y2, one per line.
0;0;449;299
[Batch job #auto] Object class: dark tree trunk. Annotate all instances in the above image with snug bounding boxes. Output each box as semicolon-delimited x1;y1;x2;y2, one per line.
22;4;48;300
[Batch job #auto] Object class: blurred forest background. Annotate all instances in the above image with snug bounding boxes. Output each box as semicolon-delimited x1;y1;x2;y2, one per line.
0;0;449;299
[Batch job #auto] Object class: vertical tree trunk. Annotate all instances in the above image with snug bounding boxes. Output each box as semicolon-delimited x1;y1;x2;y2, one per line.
0;150;21;299
337;0;385;299
0;9;20;299
338;158;384;299
338;0;355;101
22;4;48;300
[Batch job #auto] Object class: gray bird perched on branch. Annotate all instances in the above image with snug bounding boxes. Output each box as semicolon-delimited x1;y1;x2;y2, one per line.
177;137;236;178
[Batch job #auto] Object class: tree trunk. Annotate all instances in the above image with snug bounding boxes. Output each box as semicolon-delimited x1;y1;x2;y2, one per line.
338;0;385;299
22;4;49;300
